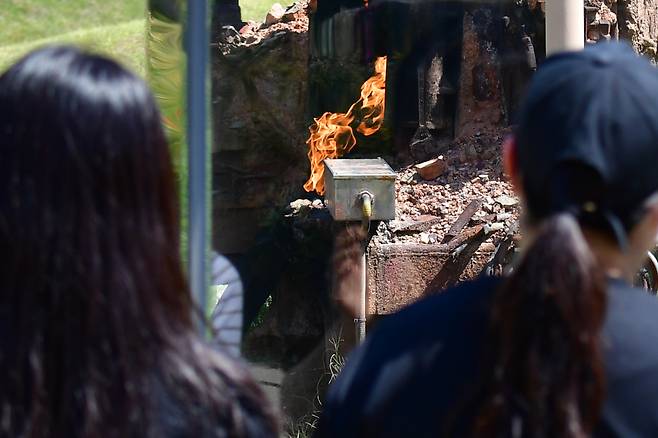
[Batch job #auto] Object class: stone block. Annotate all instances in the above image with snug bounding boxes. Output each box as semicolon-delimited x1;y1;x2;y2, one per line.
415;156;448;180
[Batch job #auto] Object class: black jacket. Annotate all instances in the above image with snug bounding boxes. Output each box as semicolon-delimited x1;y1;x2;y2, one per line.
316;276;658;437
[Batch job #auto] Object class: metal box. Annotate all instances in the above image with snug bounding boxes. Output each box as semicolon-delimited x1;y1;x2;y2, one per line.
324;158;396;221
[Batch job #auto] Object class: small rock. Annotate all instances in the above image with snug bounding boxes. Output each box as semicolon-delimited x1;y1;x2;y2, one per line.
420;233;431;244
282;3;305;22
265;3;286;25
478;174;489;182
289;199;312;214
415;156;448;181
480;242;497;252
495;194;519;207
484;222;505;234
496;212;512;221
239;23;255;34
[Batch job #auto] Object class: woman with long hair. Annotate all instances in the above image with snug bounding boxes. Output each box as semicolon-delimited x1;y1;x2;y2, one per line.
316;43;658;437
0;46;277;437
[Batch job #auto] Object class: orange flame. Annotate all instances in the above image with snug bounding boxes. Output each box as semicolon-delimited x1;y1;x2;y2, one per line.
304;56;387;194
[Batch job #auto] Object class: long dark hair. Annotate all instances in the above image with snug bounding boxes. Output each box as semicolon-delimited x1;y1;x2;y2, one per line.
464;43;658;437
0;46;276;437
474;214;607;437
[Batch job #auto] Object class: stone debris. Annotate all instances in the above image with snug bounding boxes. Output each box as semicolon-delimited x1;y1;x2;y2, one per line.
373;129;521;249
415;156;447;181
265;3;286;26
495;194;519;207
286;198;325;217
216;0;309;55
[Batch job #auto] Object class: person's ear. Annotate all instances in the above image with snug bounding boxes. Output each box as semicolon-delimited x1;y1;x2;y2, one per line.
642;194;658;240
629;193;658;255
503;135;522;193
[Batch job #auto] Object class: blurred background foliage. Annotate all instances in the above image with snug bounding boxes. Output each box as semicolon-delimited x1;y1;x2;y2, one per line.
0;0;279;75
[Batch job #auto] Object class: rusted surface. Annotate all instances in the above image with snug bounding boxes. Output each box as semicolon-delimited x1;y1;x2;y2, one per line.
367;242;449;315
426;226;488;291
367;225;488;315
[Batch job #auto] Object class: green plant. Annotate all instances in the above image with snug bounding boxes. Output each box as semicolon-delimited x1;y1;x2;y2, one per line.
283;328;346;438
249;294;273;331
326;330;346;384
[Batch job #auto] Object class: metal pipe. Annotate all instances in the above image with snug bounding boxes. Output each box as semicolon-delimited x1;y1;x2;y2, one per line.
356;249;367;344
356;192;373;344
545;0;584;55
186;0;210;334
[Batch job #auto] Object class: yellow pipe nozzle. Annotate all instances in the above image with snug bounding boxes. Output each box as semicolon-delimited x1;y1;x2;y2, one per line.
360;192;373;220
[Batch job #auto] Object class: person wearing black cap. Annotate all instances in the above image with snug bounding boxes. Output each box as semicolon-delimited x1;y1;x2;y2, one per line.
315;42;658;438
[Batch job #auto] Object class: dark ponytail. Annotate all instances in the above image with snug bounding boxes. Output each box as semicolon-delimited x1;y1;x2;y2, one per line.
474;214;607;437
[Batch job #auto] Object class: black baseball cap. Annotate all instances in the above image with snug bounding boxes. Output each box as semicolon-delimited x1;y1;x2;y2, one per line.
515;42;658;244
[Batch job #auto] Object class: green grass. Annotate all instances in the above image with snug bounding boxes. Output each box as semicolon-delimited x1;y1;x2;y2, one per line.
0;0;145;76
0;20;146;76
241;0;289;22
0;0;284;75
0;0;144;46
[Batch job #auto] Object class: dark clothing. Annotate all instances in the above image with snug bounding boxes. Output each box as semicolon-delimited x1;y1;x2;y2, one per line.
155;375;275;438
316;276;658;437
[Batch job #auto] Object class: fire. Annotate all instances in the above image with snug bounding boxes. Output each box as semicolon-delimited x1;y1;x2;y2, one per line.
304;56;387;194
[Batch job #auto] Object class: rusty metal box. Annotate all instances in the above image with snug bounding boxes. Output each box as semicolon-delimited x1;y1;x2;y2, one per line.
324;158;396;221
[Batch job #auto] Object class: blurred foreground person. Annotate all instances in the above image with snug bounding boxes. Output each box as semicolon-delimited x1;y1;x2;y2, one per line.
0;46;277;437
317;43;658;437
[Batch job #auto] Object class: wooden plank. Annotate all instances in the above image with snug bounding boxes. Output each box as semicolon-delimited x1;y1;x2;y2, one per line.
442;199;483;243
427;226;489;291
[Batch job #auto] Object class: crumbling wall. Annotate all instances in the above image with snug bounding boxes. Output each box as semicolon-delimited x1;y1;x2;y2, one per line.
212;3;311;254
455;8;505;138
618;0;658;60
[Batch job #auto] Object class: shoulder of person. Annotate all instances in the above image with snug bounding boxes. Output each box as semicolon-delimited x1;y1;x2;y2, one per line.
154;341;278;438
372;274;502;343
605;280;658;358
604;281;658;374
600;281;658;437
318;276;501;437
341;274;501;374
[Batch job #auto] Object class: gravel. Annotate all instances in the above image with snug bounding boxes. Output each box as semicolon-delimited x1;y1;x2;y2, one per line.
372;129;520;247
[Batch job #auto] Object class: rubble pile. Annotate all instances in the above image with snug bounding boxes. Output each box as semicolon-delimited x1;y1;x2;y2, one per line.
285;129;520;270
372;130;520;249
216;1;309;55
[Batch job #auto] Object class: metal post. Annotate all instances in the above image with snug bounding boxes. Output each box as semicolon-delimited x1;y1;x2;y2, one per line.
545;0;585;55
356;248;367;344
186;0;210;333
